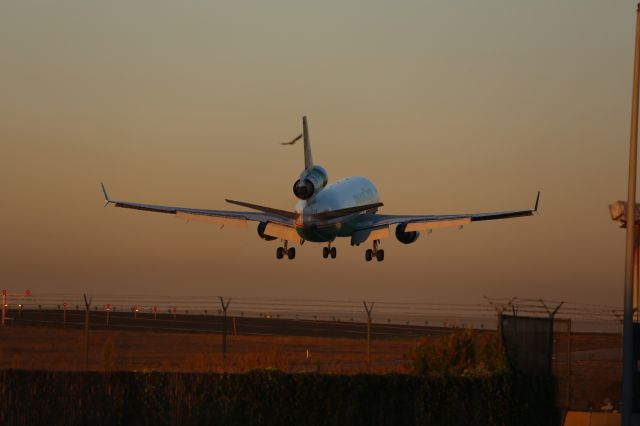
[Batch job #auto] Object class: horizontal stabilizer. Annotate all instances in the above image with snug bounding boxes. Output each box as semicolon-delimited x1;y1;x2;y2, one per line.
225;199;297;219
281;134;303;145
311;202;383;221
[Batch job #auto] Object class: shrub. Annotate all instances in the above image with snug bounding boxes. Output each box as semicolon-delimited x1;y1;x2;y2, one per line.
413;327;506;376
0;369;556;426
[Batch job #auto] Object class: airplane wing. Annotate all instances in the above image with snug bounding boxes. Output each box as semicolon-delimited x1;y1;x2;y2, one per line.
354;192;540;236
100;183;298;240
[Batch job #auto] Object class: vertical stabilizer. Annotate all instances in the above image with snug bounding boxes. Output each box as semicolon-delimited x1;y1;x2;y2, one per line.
303;116;313;170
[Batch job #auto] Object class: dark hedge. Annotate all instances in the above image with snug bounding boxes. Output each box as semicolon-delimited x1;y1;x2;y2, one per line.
0;369;556;426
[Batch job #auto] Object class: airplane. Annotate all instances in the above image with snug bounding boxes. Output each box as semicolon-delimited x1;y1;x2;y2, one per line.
101;116;539;262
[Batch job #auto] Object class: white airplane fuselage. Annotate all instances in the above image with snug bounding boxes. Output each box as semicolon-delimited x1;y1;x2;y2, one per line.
295;175;380;242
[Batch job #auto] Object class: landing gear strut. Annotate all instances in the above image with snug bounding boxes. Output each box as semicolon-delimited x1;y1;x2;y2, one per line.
322;242;337;259
365;240;384;262
276;240;295;260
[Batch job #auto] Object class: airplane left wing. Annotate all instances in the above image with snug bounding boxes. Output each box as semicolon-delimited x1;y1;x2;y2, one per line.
100;183;296;237
355;192;540;235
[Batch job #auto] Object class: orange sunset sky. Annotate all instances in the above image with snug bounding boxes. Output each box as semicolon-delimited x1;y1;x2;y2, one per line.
0;1;636;305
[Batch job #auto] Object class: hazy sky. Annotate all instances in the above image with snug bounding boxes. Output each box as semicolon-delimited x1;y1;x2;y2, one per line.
0;1;636;306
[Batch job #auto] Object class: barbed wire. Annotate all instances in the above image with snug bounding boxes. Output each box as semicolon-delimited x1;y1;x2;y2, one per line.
0;291;624;333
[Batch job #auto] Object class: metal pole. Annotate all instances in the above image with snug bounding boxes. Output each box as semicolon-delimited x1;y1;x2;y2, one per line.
367;317;371;367
623;5;640;424
219;297;231;360
83;294;92;370
483;296;505;348
223;310;227;359
567;319;572;409
1;290;6;326
363;301;374;370
635;226;639;321
540;300;564;375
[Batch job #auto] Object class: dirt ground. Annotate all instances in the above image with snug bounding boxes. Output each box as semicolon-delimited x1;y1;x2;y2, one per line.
0;324;418;374
0;324;624;410
553;332;622;410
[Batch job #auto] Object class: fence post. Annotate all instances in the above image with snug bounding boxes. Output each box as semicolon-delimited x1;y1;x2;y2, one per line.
83;294;92;370
567;319;572;408
363;301;374;370
219;297;231;359
540;299;564;374
484;296;515;349
2;290;6;326
105;304;110;327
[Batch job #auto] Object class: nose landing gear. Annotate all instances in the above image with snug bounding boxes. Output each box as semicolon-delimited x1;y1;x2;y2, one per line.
322;242;337;259
365;240;384;262
276;240;295;260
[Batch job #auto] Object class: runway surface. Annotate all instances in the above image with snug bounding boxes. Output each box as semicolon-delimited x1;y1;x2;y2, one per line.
5;309;453;339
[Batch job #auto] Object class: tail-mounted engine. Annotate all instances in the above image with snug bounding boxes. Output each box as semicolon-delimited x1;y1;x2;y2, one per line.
293;165;328;200
395;223;420;244
257;222;277;241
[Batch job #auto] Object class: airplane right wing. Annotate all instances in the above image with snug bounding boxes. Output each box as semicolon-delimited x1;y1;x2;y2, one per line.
100;183;298;240
350;192;540;244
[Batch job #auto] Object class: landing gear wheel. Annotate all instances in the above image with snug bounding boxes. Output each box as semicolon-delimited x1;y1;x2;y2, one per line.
365;249;373;262
376;249;385;262
276;247;284;259
287;247;296;260
322;247;329;259
330;247;337;259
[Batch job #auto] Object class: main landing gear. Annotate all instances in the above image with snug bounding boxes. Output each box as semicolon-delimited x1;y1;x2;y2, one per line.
276;240;295;260
365;240;384;262
322;242;337;259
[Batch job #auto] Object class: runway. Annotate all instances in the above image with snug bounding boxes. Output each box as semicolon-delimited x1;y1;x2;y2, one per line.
6;308;453;339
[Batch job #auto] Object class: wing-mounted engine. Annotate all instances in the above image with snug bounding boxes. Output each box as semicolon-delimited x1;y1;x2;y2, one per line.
395;223;420;244
257;222;277;241
293;165;328;200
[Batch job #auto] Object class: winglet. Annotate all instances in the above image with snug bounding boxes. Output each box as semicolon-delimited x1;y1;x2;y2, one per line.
534;191;541;212
100;182;111;206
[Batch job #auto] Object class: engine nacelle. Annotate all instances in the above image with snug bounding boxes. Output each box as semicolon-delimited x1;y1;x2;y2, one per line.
395;223;420;244
257;222;277;241
293;165;328;200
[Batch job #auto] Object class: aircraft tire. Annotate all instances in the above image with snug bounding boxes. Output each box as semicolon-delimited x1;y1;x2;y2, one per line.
376;249;384;262
323;247;329;259
287;247;296;260
365;249;372;262
276;247;284;259
330;247;337;259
